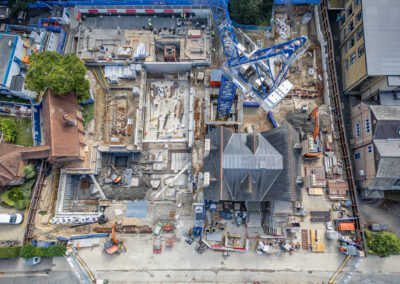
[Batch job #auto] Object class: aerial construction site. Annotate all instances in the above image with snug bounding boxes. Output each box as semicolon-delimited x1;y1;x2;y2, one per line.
2;0;399;283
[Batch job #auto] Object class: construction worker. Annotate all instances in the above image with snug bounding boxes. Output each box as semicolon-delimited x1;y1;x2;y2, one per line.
211;31;215;36
212;48;216;53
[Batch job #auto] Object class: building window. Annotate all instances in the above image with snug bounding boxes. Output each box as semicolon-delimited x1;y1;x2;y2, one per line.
347;4;353;17
355;11;362;24
349;36;355;48
345;59;349;70
354;0;360;7
393;179;400;187
348;20;354;33
345;41;348;53
356;27;363;40
343;27;347;39
398;128;400;135
356;123;360;136
367;145;373;153
340;13;346;27
350;52;356;65
365;118;370;133
354;153;361;159
358;44;365;58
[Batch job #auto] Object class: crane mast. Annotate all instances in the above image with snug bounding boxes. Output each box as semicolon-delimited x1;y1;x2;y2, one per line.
209;0;309;120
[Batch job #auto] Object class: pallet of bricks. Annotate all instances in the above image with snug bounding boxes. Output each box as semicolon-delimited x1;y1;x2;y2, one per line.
304;166;326;195
327;179;349;200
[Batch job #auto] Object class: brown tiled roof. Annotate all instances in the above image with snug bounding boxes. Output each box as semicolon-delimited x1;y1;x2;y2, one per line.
0;144;26;187
20;145;51;160
42;90;84;159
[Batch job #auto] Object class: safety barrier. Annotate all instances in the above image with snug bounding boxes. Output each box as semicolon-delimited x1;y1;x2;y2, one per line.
319;0;365;254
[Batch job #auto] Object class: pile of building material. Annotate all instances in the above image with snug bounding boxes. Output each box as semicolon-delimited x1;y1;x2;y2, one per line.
327;180;349;199
134;43;148;59
104;65;137;84
324;156;343;178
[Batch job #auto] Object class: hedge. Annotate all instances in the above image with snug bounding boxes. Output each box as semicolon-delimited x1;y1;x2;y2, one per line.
0;247;21;259
20;244;67;259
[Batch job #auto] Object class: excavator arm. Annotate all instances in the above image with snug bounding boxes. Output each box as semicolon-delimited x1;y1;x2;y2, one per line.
310;107;319;139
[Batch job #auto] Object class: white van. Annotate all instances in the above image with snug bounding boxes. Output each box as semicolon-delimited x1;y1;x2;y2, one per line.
0;213;24;224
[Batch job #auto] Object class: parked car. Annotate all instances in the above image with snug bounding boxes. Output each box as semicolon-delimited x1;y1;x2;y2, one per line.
0;213;24;224
0;6;11;20
370;224;388;232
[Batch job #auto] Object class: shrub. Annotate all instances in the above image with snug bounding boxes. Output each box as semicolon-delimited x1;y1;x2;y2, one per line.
47;244;67;257
0;118;17;142
22;164;36;180
0;247;21;259
365;230;400;257
20;244;36;259
15;199;29;210
1;178;35;209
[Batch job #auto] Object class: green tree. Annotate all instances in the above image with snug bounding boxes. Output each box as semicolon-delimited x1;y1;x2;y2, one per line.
0;118;17;142
365;230;400;257
25;52;90;102
7;0;37;12
22;164;36;180
229;0;273;26
47;244;67;257
20;244;37;259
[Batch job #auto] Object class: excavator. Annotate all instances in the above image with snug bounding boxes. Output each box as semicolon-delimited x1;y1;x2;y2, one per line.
104;223;122;255
110;163;122;184
303;106;322;158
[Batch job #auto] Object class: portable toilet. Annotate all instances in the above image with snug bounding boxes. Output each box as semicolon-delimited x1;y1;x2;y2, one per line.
210;69;222;86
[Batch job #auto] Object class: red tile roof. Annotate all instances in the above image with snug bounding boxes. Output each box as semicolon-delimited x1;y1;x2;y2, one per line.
42;90;85;159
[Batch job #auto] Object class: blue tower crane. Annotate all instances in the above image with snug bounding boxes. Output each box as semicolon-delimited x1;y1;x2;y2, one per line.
209;0;308;120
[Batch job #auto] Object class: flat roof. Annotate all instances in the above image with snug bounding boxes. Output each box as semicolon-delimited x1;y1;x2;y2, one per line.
0;34;18;85
363;0;400;76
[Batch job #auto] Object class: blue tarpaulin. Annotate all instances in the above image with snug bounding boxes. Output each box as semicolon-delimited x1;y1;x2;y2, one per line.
126;201;148;218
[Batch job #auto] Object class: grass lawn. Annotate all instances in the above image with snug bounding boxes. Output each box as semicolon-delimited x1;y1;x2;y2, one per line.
82;103;94;127
0;116;33;146
15;118;34;146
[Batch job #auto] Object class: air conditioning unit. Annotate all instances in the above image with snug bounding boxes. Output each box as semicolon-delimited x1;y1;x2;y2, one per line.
359;170;365;177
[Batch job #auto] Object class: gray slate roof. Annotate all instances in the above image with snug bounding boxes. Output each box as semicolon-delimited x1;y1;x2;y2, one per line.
370;105;400;121
374;140;400;157
362;0;400;76
0;34;17;85
204;124;300;202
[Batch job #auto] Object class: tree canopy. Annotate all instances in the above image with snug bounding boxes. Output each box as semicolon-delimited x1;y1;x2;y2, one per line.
0;118;17;142
229;0;273;26
22;164;36;180
25;52;90;103
7;0;37;12
365;230;400;257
